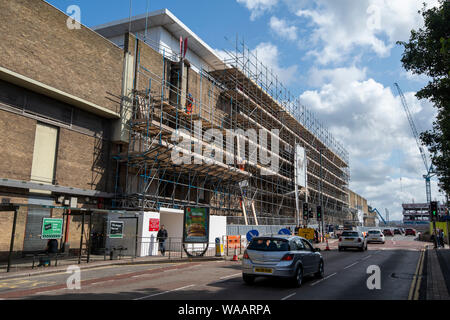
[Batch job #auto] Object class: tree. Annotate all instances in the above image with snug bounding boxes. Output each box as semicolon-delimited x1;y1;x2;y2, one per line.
397;0;450;198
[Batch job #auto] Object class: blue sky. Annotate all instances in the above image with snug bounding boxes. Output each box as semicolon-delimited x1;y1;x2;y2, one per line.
47;0;446;220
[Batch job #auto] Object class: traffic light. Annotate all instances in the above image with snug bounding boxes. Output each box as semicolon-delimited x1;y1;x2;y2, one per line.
430;201;438;220
309;209;314;219
317;205;322;220
303;203;309;220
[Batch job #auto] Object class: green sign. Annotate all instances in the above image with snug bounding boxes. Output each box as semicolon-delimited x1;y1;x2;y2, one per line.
183;207;209;243
109;221;124;239
41;218;63;239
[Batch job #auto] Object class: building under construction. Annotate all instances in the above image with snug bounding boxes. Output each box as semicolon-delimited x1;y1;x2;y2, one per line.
0;2;351;260
403;202;446;224
95;9;350;226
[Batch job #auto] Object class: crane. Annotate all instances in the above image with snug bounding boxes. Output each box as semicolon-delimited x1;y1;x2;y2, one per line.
368;206;387;225
394;83;435;204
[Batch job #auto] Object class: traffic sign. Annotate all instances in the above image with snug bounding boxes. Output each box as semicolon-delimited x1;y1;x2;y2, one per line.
298;228;315;240
41;218;63;239
278;228;291;235
246;229;259;242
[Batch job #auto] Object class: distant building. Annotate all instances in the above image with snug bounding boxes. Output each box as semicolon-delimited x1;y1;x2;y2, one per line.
402;202;446;224
347;189;376;227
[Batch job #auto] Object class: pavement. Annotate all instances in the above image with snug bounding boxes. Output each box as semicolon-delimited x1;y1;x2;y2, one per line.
427;246;450;300
0;253;227;281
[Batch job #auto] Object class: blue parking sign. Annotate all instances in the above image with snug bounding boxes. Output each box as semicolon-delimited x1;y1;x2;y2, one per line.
278;228;291;235
246;230;259;242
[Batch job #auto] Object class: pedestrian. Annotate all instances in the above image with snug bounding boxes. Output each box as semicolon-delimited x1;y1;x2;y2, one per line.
38;239;58;267
439;229;445;247
157;225;168;256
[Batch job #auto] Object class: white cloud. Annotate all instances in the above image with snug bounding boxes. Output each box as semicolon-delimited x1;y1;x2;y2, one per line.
215;42;299;86
269;16;298;41
236;0;279;20
295;0;440;65
300;65;442;220
401;70;431;84
251;42;299;85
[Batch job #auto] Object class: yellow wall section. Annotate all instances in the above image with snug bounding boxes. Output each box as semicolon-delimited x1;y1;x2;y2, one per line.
30;123;58;184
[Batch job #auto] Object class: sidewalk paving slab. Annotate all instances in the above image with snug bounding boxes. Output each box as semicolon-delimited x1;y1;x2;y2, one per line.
426;247;450;300
0;255;226;281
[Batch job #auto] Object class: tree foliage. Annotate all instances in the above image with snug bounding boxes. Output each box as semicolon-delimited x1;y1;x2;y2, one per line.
397;0;450;198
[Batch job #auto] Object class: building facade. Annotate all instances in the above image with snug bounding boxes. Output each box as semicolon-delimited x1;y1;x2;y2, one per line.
0;1;350;259
94;9;350;226
347;189;375;227
402;202;446;224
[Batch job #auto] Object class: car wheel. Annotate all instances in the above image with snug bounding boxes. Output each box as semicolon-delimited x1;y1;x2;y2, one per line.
292;266;303;287
315;261;324;279
359;245;364;252
338;247;343;251
242;274;255;285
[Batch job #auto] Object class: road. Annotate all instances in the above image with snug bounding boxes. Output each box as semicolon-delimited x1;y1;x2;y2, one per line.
0;235;426;300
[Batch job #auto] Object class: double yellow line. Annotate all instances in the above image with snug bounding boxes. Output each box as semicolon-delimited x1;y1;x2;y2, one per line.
408;248;426;300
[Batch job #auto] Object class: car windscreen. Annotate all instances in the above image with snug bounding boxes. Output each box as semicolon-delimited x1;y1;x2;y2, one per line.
368;230;381;234
247;238;290;251
342;231;359;237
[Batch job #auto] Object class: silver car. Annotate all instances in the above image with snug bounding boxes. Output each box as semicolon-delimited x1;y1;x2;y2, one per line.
338;230;368;251
242;235;324;287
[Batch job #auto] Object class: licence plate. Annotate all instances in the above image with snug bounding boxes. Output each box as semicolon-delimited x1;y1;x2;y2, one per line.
254;267;273;274
345;238;354;241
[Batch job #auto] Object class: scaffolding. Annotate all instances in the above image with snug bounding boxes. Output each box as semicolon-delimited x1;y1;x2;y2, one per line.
113;33;349;225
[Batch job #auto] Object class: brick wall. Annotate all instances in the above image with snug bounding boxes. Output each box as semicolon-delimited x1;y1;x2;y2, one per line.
56;128;111;191
0;110;36;181
133;35;165;99
188;68;227;128
0;205;28;260
0;0;124;114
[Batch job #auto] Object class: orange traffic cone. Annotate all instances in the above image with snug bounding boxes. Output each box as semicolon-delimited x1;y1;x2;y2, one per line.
325;237;330;251
233;247;238;261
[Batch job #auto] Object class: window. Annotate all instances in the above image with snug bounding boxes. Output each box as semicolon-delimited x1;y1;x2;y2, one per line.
247;238;290;251
291;239;305;251
342;231;358;237
301;239;314;251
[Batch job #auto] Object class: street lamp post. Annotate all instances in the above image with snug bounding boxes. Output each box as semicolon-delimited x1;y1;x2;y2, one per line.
319;149;325;241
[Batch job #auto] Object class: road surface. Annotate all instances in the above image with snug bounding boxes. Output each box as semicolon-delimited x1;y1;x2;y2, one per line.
0;235;426;300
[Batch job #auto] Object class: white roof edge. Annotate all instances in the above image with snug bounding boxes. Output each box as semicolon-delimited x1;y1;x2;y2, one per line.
93;8;225;69
92;8;168;31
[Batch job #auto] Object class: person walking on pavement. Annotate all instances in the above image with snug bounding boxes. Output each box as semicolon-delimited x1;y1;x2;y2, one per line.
157;225;168;256
439;229;445;248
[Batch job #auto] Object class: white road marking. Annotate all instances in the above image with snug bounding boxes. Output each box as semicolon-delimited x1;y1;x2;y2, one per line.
281;292;296;300
89;279;116;286
310;272;337;286
34;288;67;295
361;255;372;260
343;262;359;269
134;284;195;300
219;273;241;280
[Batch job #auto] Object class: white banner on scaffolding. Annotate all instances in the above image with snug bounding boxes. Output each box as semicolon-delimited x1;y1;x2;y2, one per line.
295;144;307;188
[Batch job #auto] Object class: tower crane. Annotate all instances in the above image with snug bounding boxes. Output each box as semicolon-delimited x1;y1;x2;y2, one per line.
394;83;435;204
